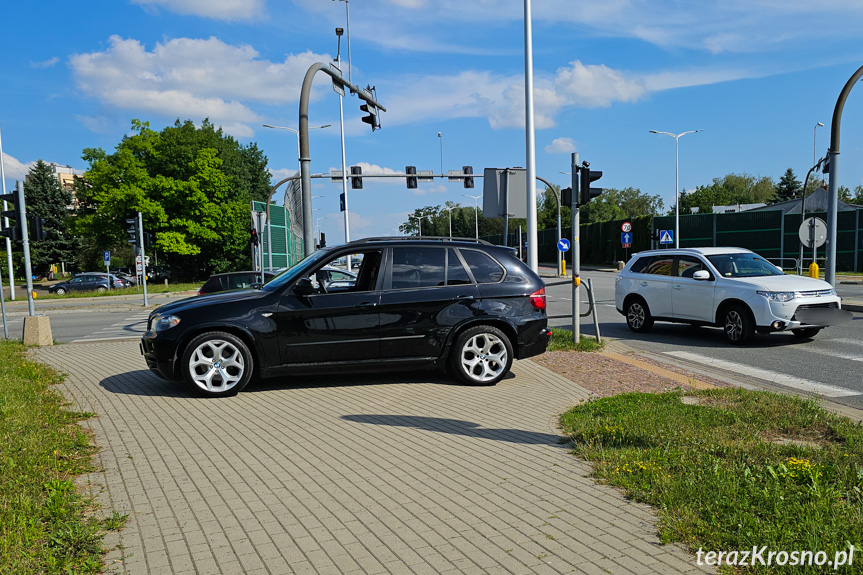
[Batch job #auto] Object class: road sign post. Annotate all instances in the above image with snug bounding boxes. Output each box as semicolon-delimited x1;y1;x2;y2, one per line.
104;251;111;288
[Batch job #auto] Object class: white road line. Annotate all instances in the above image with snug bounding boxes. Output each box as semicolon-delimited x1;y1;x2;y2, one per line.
664;351;859;398
831;338;863;349
70;335;141;343
805;348;863;363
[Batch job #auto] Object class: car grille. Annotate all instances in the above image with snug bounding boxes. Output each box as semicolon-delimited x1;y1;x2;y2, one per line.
797;289;835;298
792;302;838;321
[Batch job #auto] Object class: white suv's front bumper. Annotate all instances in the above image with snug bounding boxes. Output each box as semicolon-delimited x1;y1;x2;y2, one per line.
748;292;844;330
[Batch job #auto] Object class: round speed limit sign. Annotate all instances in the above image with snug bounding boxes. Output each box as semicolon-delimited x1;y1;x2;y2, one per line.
621;222;632;233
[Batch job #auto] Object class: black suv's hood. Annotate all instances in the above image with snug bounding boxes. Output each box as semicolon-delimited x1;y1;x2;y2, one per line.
152;288;271;317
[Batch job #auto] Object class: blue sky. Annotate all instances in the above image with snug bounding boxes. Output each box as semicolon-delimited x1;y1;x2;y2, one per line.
2;0;863;243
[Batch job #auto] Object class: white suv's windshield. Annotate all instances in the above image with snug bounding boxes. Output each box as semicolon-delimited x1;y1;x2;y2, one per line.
706;253;783;278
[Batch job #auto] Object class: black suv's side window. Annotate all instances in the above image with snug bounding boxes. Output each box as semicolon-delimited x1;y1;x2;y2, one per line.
459;249;505;283
391;247;445;289
447;249;472;286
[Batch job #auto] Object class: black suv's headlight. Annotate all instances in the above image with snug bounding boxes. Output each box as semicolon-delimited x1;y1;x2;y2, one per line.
152;315;181;332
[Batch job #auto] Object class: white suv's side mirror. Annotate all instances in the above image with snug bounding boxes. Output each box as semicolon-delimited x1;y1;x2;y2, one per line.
693;270;711;281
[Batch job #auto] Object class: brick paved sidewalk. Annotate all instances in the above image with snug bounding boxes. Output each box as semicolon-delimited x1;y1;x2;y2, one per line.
34;341;713;575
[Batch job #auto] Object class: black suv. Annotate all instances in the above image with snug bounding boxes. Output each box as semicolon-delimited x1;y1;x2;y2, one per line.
141;237;551;397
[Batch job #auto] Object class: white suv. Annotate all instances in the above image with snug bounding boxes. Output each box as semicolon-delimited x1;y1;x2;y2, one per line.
614;247;851;344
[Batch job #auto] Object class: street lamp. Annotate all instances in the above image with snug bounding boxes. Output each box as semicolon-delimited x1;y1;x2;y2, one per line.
315;216;326;245
437;132;443;175
443;206;455;238
333;25;352;269
649;129;702;248
408;214;423;238
813;121;824;167
462;194;481;239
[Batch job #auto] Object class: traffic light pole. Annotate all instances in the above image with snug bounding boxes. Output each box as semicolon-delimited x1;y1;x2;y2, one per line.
0;127;14;300
17;182;35;316
138;211;148;307
570;153;580;344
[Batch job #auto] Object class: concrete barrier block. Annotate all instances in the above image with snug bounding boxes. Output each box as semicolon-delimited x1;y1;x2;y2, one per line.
23;316;53;346
617;261;625;271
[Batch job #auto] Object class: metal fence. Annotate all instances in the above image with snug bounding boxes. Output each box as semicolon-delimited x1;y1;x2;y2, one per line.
251;201;304;269
482;209;863;272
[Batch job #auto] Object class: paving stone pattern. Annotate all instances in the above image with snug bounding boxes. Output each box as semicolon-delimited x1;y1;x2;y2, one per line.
33;341;713;575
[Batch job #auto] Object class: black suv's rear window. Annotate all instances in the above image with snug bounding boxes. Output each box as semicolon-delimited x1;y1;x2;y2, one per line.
459;249;504;283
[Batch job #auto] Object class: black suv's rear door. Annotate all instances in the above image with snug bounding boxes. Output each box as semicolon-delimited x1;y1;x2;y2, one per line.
379;246;479;360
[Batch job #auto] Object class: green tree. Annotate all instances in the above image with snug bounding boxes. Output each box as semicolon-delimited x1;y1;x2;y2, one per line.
74;120;269;279
23;160;79;274
772;168;802;203
580;187;664;224
678;173;775;214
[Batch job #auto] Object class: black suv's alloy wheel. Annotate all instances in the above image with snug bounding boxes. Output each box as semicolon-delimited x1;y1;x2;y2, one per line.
181;331;254;397
450;325;513;386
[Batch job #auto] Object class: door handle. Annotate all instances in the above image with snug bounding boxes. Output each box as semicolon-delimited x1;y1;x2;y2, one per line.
673;285;683;290
639;281;649;287
356;302;378;310
453;295;476;301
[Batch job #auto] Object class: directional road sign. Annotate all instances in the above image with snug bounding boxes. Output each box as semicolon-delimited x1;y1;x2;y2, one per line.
621;232;632;245
557;238;571;252
659;230;674;245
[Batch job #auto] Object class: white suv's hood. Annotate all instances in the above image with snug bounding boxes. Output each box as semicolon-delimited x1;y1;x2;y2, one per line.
723;275;834;292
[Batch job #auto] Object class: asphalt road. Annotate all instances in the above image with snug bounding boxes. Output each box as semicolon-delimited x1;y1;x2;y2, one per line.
545;270;863;410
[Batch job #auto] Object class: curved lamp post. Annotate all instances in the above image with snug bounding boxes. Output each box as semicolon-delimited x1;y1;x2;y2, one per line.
649;129;702;248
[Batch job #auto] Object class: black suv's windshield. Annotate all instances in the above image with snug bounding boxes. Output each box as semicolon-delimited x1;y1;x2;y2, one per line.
707;253;783;278
261;249;333;292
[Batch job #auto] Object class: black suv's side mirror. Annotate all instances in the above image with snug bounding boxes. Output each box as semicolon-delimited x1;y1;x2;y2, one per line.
294;277;315;296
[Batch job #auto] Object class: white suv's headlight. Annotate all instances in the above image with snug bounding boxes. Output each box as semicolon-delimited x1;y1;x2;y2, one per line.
153;315;181;332
756;291;796;302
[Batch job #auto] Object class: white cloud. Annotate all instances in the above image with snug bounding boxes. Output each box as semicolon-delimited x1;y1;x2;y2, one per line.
412;184;449;196
75;115;114;134
1;153;32;181
30;57;59;69
70;36;330;137
131;0;265;21
544;137;576;154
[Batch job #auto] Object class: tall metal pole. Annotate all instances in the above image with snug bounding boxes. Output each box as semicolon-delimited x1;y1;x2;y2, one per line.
825;65;863;286
438;132;443;176
0;261;7;339
336;47;351;269
17;182;35;316
571;153;580;344
650;129;701;248
463;194;481;239
523;0;539;273
0;126;14;300
138;211;149;307
813;122;824;166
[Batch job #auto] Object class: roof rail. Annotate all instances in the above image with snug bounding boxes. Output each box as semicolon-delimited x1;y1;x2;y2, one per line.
351;236;493;245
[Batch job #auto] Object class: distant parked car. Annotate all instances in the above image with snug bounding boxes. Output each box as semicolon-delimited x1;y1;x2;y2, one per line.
49;272;127;295
115;271;139;286
197;271;276;295
149;265;172;282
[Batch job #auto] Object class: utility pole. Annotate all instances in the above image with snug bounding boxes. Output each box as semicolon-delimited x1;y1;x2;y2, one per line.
571;153;580;344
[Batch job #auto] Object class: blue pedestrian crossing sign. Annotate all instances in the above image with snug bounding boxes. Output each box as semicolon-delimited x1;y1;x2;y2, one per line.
557;238;570;252
659;230;674;244
621;232;632;245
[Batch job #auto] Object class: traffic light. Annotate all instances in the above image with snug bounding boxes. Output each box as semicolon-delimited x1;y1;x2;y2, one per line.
561;187;572;206
463;166;474;189
126;218;139;245
144;232;154;249
0;191;22;242
28;216;47;241
406;166;417;189
251;227;259;246
319;232;326;248
579;166;603;206
360;103;380;131
350;165;363;189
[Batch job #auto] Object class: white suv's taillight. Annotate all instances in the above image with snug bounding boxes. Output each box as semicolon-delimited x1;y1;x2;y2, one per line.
529;287;546;310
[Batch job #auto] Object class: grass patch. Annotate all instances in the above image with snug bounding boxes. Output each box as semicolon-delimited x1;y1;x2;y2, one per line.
560;388;863;573
0;341;125;573
37;282;201;300
547;328;605;352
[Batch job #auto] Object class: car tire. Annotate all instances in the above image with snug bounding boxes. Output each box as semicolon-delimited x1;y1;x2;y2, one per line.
96;286;108;293
723;304;755;345
792;327;822;338
54;287;66;295
181;331;254;397
624;297;654;333
450;325;513;386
